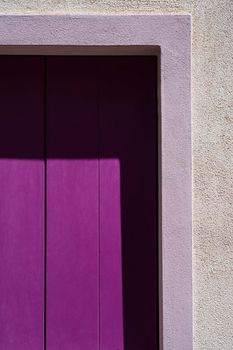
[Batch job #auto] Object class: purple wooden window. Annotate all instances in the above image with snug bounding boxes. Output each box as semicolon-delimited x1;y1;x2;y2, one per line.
0;56;158;350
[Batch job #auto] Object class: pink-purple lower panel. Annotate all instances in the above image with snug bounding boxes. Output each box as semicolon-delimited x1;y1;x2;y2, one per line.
46;160;99;350
100;160;124;350
0;161;44;350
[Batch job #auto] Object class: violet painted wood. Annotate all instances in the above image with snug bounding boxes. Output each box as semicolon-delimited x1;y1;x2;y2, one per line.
46;57;99;350
0;55;158;349
46;160;99;350
100;159;124;350
0;57;44;350
99;57;158;349
46;56;158;349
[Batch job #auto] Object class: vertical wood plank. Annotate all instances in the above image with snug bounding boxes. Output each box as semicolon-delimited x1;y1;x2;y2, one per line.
99;57;158;350
0;57;44;350
46;57;99;350
99;159;124;350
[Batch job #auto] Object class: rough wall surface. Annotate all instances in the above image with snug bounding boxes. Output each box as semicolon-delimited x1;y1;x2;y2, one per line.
0;1;232;349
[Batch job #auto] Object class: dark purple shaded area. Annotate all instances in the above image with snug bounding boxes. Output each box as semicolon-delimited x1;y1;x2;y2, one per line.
0;56;158;349
0;56;44;158
97;57;159;350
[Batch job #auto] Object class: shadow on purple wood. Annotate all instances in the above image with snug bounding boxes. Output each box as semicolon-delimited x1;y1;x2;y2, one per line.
0;56;44;350
102;57;158;350
0;56;158;350
47;56;158;350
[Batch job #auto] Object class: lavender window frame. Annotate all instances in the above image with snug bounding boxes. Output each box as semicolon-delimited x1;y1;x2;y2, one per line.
0;15;192;350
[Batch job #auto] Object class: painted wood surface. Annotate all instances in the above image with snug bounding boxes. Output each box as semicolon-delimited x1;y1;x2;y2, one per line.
46;57;157;350
100;159;123;350
99;57;158;350
0;57;44;350
0;56;158;349
46;159;99;350
46;58;99;350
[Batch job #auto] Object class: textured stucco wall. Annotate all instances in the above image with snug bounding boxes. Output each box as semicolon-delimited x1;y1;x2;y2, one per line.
0;1;232;349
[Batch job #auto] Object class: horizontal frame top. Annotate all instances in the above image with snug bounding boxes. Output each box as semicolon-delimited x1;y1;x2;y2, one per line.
0;45;160;55
0;15;190;47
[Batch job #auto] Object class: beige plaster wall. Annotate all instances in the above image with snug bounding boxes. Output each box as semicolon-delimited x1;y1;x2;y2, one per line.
0;1;232;349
